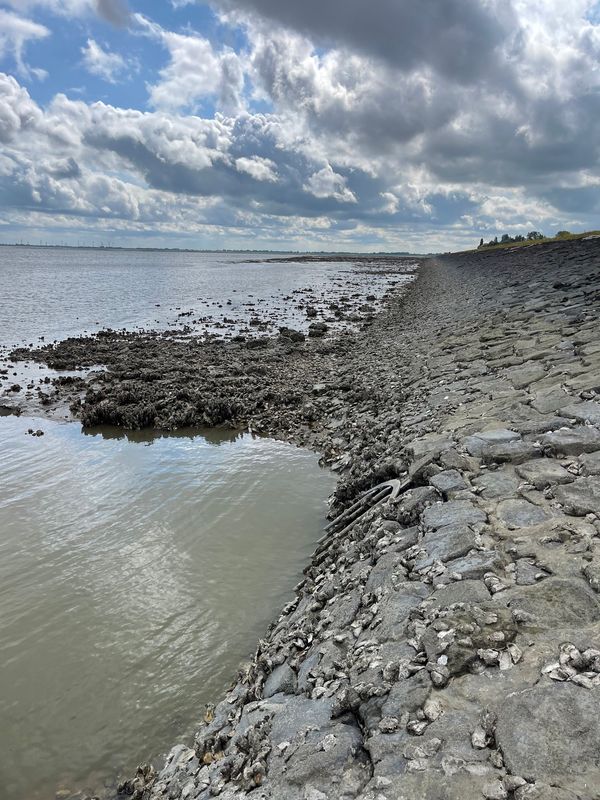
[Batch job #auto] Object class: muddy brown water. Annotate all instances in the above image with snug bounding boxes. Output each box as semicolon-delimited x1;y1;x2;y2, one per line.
0;415;335;799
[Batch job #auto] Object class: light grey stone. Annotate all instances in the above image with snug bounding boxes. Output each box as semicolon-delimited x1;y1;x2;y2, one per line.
416;524;477;568
515;558;546;586
530;386;572;414
504;363;546;389
394;486;439;525
428;469;468;496
541;426;600;456
496;498;552;528
445;549;504;580
260;694;334;744
263;663;297;698
513;415;571;435
582;560;600;593
580;450;600;475
380;670;431;721
486;441;541;464
464;428;521;457
365;551;408;593
559;400;600;426
472;468;520;499
375;582;430;641
483;780;508;800
514;784;580;800
297;652;321;692
465;429;540;463
515;458;574;490
503;577;600;626
408;434;453;459
427;579;491;608
495;683;600;788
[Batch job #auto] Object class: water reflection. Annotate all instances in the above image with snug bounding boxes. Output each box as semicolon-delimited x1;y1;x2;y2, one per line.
82;423;242;445
0;415;335;800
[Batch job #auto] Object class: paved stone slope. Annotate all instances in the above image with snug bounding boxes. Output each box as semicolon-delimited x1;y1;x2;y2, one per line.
124;237;600;800
5;240;599;799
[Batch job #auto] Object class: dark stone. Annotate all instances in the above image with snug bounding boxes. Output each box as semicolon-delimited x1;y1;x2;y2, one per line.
554;477;600;516
422;500;487;530
308;322;328;337
278;327;306;342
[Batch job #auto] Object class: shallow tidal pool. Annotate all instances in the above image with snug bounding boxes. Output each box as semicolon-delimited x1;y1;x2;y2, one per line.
0;415;335;800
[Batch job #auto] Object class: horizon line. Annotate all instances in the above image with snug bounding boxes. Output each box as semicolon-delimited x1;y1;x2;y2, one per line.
0;242;428;256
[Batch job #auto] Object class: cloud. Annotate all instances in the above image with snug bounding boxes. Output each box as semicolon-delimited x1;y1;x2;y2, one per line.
135;14;245;114
1;1;88;13
246;26;458;163
235;155;277;182
0;61;598;250
217;0;518;83
0;73;43;141
1;0;600;249
0;10;49;79
304;164;357;203
2;0;130;25
95;0;130;27
81;38;128;82
240;5;600;197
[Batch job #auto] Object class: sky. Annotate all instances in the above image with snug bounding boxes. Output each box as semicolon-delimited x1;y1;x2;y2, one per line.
0;0;599;251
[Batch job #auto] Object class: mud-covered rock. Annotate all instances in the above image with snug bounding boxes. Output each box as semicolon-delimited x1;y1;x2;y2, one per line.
495;683;600;791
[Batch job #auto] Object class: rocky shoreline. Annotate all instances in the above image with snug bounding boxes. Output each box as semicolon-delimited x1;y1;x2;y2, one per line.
9;238;600;799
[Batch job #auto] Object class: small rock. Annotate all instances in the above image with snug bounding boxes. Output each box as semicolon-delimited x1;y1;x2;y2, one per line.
482;780;508;799
308;322;328;337
378;716;400;732
406;719;428;735
471;726;488;749
503;775;527;791
423;697;444;721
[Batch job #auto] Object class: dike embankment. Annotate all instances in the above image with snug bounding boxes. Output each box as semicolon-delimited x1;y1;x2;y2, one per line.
12;237;600;799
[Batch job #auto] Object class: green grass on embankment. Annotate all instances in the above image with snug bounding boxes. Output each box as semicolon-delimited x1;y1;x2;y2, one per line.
462;229;600;254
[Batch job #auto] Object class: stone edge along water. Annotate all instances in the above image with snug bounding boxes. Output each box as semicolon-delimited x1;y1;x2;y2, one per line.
9;239;600;800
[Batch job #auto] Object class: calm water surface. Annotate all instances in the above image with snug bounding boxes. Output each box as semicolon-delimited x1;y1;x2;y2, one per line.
0;414;335;799
0;246;409;350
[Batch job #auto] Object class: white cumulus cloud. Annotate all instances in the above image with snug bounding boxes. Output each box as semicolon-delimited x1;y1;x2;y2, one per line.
135;14;245;115
81;39;128;83
304;164;357;203
235;155;278;182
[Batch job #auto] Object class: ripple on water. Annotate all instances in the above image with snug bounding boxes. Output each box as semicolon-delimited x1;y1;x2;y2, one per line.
0;416;335;800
